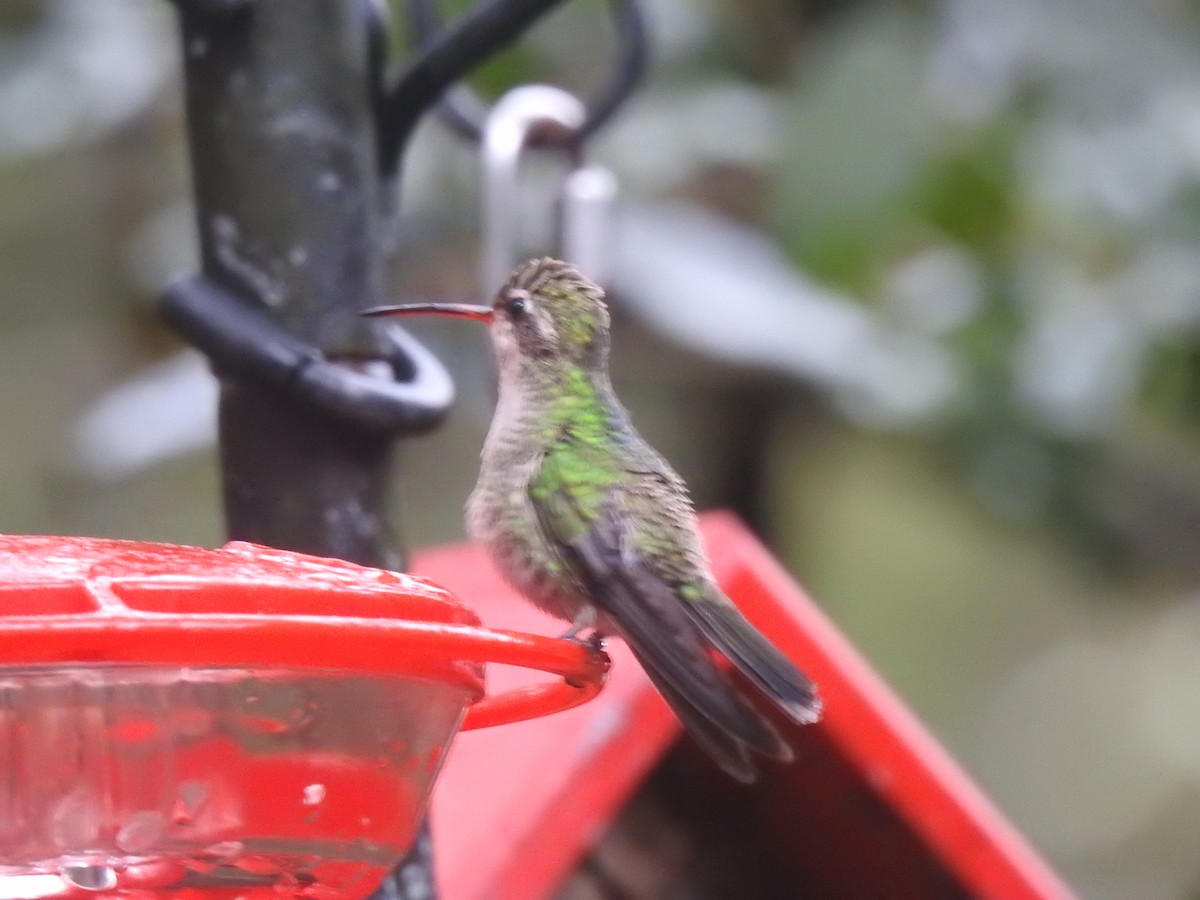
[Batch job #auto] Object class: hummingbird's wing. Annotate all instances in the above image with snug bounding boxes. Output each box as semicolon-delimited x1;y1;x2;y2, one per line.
531;439;792;781
613;443;822;727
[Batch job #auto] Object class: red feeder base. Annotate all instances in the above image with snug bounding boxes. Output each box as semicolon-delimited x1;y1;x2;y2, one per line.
0;535;607;900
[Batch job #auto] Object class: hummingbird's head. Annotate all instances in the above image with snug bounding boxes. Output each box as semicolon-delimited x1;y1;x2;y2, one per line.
361;257;611;377
491;258;610;372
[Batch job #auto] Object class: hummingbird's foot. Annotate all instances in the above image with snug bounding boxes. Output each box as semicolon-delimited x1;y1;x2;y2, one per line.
559;606;597;642
563;630;607;688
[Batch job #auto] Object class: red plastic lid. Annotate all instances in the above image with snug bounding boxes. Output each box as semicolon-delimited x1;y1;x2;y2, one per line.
0;535;606;729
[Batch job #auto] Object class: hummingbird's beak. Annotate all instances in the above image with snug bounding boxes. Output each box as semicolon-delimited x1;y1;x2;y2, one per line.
361;302;493;323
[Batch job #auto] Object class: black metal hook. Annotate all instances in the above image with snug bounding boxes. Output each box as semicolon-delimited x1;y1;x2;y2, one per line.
407;0;647;146
376;0;572;178
376;0;647;178
161;276;454;434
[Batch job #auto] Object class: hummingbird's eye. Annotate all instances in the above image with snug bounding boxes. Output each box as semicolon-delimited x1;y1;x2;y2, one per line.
505;291;530;318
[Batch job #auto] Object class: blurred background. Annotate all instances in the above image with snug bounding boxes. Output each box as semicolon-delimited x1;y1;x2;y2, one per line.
3;0;1200;895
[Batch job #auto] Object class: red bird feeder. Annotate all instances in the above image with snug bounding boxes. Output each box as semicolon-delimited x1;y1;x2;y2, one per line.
0;518;1075;900
0;535;606;900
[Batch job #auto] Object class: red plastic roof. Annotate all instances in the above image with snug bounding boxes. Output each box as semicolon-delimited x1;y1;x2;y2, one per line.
421;512;1075;900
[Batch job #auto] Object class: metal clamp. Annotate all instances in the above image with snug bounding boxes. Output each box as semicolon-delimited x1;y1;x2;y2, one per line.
161;277;454;434
481;85;618;291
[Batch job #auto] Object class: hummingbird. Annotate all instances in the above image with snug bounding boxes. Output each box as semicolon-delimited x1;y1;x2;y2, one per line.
364;258;821;781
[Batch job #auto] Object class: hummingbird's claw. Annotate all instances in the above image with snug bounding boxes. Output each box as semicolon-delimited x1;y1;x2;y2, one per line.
559;606;598;642
563;631;607;688
559;631;598;650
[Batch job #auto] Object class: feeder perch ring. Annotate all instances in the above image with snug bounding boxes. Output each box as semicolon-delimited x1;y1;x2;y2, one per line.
0;535;609;729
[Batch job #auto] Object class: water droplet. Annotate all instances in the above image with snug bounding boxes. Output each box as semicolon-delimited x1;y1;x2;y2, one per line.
60;863;117;892
116;810;166;853
239;679;262;706
50;789;100;848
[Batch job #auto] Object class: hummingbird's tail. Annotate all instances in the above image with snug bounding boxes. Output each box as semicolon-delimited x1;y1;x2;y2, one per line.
684;589;823;726
582;552;797;782
627;645;762;783
623;634;794;782
555;506;813;782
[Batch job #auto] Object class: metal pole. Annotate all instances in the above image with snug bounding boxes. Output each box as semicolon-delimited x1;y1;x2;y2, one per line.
175;0;405;564
169;1;440;895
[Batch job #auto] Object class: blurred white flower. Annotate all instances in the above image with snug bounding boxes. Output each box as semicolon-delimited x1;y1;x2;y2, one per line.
1013;297;1143;437
615;202;962;426
600;83;778;193
882;245;985;336
0;0;173;157
71;351;217;482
